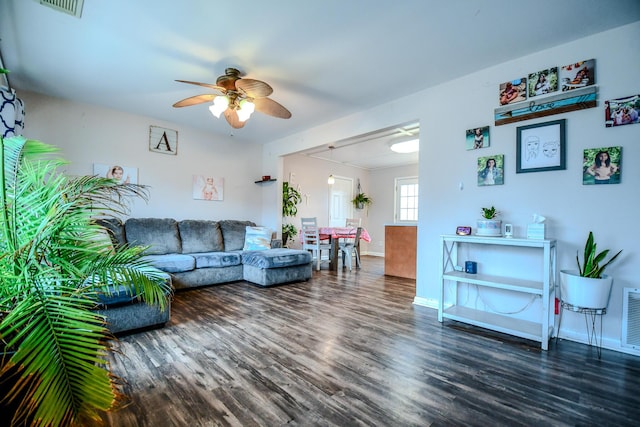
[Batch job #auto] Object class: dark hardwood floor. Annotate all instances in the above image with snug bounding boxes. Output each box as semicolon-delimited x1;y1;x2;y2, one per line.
102;256;640;426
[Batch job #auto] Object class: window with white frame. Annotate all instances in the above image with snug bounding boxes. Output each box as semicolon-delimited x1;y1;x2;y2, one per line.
395;177;418;223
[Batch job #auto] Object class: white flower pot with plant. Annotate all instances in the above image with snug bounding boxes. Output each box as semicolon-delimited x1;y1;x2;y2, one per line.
477;206;502;236
560;231;622;309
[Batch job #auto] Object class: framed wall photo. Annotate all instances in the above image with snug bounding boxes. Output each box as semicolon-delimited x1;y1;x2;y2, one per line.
477;154;504;186
192;175;224;201
583;146;622;185
516;119;565;173
465;126;490;150
528;67;558;98
93;163;138;184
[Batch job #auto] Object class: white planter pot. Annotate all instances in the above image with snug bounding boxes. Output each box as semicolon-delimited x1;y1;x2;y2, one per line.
476;219;502;236
560;270;613;309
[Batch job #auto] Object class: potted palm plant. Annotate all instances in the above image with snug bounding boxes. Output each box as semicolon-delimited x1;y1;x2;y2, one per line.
560;231;623;309
282;182;301;243
477;206;502;236
0;136;171;426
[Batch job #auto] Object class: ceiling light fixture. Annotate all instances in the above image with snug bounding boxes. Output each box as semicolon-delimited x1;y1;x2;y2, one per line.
327;145;335;185
208;94;255;122
390;139;419;154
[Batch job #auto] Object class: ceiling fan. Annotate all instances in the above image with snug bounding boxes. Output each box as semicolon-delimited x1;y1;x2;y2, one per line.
172;68;292;129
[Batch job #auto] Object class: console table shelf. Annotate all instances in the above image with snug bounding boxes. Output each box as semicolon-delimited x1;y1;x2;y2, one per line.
439;234;557;350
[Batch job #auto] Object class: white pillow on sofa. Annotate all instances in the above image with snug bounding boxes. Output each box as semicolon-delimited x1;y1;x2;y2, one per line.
243;226;273;251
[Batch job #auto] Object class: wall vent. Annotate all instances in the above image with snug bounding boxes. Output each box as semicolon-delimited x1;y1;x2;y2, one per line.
39;0;84;18
622;288;640;350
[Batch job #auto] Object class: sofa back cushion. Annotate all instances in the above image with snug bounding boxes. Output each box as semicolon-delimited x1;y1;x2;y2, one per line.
95;217;127;248
125;218;182;255
219;220;256;251
178;220;224;253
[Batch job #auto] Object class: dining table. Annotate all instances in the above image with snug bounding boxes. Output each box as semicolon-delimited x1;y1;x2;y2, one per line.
318;226;372;271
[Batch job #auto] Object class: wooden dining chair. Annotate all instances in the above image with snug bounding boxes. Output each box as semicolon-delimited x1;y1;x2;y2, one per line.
301;218;331;271
339;226;362;271
345;218;361;228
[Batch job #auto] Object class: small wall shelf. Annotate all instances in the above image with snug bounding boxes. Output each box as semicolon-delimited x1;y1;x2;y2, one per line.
254;179;277;184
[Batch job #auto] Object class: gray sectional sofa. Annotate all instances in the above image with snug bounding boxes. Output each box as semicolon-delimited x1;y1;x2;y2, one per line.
119;218;313;289
95;217;313;334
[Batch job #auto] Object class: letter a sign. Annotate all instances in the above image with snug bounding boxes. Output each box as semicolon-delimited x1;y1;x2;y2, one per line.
149;126;178;155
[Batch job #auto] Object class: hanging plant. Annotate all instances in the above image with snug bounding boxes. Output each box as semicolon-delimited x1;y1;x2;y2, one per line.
352;178;372;210
352;192;372;210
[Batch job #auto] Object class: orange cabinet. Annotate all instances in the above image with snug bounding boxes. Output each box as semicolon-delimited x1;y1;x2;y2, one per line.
384;225;417;279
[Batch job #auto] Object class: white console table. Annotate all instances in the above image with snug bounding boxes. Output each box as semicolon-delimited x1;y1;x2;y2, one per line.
438;235;557;350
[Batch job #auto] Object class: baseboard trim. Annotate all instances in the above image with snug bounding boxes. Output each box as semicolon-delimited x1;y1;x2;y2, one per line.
413;296;438;310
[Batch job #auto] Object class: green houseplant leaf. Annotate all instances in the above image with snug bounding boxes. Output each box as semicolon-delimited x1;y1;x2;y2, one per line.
352;192;372;209
576;231;622;278
0;136;171;426
282;182;301;218
481;206;498;219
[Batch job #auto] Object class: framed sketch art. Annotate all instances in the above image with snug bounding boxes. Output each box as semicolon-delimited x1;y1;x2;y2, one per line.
516;119;565;173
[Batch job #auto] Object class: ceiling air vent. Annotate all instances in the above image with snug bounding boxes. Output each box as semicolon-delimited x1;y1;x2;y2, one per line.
39;0;84;18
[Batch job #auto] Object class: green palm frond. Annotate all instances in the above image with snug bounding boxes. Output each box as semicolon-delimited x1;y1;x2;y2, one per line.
1;136;171;425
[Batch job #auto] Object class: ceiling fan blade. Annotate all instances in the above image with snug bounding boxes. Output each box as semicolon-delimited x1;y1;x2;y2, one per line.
224;109;246;129
172;94;216;108
253;97;292;119
236;78;273;98
175;80;226;93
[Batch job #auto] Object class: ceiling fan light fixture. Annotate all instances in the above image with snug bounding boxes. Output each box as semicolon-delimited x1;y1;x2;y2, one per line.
237;99;255;122
390;139;419;154
209;95;229;118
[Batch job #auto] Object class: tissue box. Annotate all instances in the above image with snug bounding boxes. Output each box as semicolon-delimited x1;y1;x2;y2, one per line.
527;223;545;239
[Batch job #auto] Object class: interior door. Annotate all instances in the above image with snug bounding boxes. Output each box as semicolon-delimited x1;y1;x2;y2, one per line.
329;176;353;227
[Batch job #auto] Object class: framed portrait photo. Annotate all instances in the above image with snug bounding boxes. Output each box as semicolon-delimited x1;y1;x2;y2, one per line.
477;154;504;186
583;146;622;185
465;126;490;150
516;119;565;173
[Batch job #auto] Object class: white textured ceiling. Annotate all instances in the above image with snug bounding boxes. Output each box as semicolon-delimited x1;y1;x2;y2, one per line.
1;0;639;169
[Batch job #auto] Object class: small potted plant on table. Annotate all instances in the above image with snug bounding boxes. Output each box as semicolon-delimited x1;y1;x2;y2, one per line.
477;206;502;236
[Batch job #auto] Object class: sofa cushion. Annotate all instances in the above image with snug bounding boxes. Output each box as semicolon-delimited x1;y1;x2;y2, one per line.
243;226;273;251
94;284;137;306
179;220;224;253
95;217;127;248
192;251;242;268
242;249;312;269
125;218;182;255
219;220;256;251
143;253;195;273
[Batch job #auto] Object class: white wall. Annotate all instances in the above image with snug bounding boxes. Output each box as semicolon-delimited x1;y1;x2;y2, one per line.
368;164;419;256
18;91;267;224
265;22;640;354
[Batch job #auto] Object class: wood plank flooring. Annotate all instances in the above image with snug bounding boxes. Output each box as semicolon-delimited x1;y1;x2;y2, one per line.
102;256;640;426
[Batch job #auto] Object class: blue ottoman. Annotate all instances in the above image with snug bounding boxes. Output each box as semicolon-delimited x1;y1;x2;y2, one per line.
242;248;313;287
